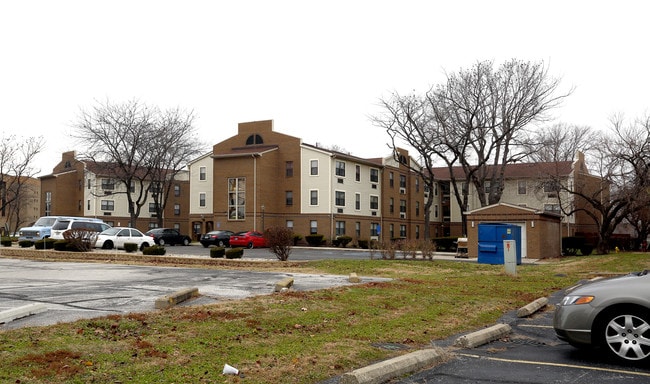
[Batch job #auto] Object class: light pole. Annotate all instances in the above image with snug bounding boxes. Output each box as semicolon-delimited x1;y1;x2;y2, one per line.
261;205;265;232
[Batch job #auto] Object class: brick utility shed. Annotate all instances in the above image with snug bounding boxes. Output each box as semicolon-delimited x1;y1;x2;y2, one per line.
465;203;562;260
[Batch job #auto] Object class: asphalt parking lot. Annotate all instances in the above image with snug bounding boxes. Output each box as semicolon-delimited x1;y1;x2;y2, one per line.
0;257;390;330
391;289;650;384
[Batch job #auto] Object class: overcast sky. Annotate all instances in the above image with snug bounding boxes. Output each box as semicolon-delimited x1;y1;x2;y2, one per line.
2;1;649;176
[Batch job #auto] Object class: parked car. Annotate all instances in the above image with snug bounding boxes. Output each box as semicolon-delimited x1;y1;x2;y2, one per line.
200;230;235;248
50;218;111;240
229;231;266;248
144;228;191;246
554;270;650;362
95;227;155;250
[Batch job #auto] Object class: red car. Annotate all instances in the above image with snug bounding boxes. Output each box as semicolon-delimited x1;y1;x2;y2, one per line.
229;231;266;248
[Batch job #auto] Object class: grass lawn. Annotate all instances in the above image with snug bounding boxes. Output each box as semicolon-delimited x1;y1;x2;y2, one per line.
0;252;648;383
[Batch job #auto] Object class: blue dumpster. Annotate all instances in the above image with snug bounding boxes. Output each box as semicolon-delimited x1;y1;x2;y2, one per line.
477;223;522;265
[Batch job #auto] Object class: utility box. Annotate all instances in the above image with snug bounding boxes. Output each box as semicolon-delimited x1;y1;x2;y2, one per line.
477;223;522;265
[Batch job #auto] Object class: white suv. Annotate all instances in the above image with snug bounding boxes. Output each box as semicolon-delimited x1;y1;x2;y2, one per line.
50;218;111;240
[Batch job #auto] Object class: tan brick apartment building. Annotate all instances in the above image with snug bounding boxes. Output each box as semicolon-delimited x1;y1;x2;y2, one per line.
38;121;602;248
188;120;428;244
40;151;190;233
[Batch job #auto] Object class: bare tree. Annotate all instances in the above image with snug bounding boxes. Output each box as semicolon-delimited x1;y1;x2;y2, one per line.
526;123;597;162
0;135;44;234
375;59;570;235
148;107;204;226
73;99;203;227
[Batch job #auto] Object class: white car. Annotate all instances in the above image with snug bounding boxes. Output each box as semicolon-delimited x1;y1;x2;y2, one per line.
95;227;155;250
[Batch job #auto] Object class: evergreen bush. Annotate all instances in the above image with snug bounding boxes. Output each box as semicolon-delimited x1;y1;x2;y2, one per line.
142;245;166;255
225;247;244;259
18;240;33;248
305;234;324;246
1;237;12;247
210;247;226;258
53;240;69;251
124;243;139;253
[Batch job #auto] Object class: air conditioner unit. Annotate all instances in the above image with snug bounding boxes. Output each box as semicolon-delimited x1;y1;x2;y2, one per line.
337;208;343;213
371;211;377;216
104;191;112;195
103;212;112;216
400;188;406;194
400;212;406;219
337;178;344;184
371;184;377;189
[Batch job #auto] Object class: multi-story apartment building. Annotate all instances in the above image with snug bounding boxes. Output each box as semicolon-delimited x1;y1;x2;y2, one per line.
428;152;600;238
187;120;430;244
0;176;40;235
40;151;190;233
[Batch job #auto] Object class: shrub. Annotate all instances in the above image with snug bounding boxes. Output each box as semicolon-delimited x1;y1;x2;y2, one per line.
580;244;594;256
53;240;69;251
358;239;369;249
63;228;98;252
124;243;139;253
562;236;585;256
265;226;293;261
142;245;166;255
292;234;303;246
225;247;244;259
210;247;226;258
35;238;56;250
305;234;324;247
1;237;12;247
432;237;457;252
332;235;353;248
18;240;33;248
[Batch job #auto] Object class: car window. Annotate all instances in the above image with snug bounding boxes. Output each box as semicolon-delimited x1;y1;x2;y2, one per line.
131;229;143;237
118;229;130;237
102;227;119;235
52;221;71;230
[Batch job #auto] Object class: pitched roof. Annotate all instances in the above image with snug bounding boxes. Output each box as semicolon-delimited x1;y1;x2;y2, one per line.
429;161;574;181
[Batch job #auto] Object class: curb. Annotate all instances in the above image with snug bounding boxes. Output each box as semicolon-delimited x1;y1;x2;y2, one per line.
339;347;448;384
0;303;47;324
154;287;199;309
454;323;512;348
516;297;548;318
274;277;295;292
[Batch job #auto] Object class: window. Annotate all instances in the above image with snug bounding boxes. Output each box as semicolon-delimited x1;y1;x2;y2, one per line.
87;179;91;189
400;225;407;237
174;204;180;215
370;223;379;237
310;220;318;234
355;222;361;237
370;168;379;183
310;160;318;176
173;223;180;230
484;180;491;194
336;161;345;177
101;200;114;211
335;191;345;206
370;195;379;210
416;201;420;216
400;175;407;188
416;178;420;192
199;192;206;207
544;204;561;214
228;177;245;219
355;193;360;210
416;225;420;239
389;172;394;187
435;204;439;218
246;134;263;145
45;191;51;216
87;199;90;211
389;224;394;239
149;203;156;213
400;199;407;213
101;178;114;190
286;191;293;206
174;184;181;197
355;165;360;182
389;197;394;213
310;190;318;206
514;179;527;195
335;221;346;236
543;180;560;193
286;161;294;177
130;181;135;193
199;166;206;181
286;220;294;230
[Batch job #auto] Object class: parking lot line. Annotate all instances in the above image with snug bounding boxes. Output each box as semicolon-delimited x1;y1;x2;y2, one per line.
456;353;650;377
518;324;554;329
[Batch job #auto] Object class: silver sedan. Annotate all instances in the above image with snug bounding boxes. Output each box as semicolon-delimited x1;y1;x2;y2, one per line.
554;270;650;362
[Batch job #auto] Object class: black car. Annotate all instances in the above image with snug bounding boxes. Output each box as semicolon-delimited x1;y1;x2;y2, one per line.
144;228;191;246
200;230;235;248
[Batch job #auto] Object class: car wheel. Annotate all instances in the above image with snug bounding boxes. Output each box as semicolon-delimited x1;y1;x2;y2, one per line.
183;238;190;246
102;241;113;250
158;239;165;246
202;243;209;248
140;242;150;251
247;242;254;249
600;308;650;362
218;240;225;247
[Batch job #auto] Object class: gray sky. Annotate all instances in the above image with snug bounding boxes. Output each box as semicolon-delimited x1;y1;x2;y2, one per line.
2;1;649;175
